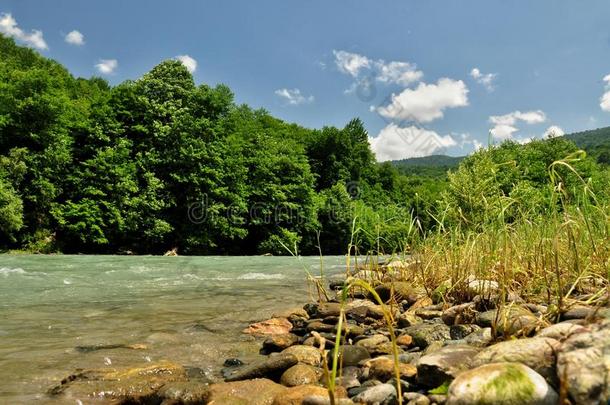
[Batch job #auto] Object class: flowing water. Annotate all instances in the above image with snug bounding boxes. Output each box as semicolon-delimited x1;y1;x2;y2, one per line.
0;255;346;404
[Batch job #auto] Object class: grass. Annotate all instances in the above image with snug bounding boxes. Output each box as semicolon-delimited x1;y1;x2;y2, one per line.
293;150;609;404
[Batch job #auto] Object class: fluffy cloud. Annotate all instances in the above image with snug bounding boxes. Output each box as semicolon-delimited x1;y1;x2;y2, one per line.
275;88;314;105
0;13;47;50
375;61;423;86
95;59;118;75
333;50;371;77
543;125;564;138
333;49;423;86
489;110;546;140
176;54;197;73
600;74;610;112
369;123;457;161
470;67;497;91
376;78;469;123
65;30;84;46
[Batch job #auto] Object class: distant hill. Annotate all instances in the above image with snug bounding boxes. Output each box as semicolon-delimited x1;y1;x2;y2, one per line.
392;127;610;173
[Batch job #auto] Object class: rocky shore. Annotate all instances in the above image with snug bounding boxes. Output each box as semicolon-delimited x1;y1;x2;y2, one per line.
48;273;610;404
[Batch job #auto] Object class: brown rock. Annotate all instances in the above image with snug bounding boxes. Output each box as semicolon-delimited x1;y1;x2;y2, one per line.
364;357;417;381
282;345;322;366
272;385;347;405
280;364;321;387
396;334;413;347
244;318;293;335
263;333;299;352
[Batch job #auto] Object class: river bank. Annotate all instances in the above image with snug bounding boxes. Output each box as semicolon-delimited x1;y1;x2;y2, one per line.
39;258;610;404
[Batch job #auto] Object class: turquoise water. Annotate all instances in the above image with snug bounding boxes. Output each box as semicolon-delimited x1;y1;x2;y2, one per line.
0;255;345;404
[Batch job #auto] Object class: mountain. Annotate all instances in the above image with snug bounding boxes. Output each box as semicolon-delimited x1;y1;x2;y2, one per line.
392;127;610;173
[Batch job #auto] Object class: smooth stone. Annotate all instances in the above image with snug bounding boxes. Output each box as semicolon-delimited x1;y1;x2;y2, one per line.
404;323;451;349
282;345;322;366
356;334;390;351
466;278;499;297
352;383;397;405
244;318;293;335
560;305;596;321
478;306;547;337
207;378;286;405
157;382;209;404
441;302;476;326
536;322;584;340
280;364;321;387
407;297;434;312
396;333;413;346
273;307;310;320
372;282;418;304
317;302;342;318
302;396;355;405
416;344;480;387
329;345;370;367
557;319;610;404
405;392;430;405
225;353;298;381
262;333;299;352
363;357;418;381
427;394;447;404
446;362;558;405
272;385;347;405
371;341;402;356
473;337;560;385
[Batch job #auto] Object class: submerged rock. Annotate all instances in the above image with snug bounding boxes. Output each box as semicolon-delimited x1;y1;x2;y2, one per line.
225;353;298;381
244;317;293;335
207;378;286;404
446;362;558;405
47;361;188;402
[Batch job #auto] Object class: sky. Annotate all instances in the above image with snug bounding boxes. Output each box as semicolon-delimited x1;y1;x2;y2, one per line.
2;0;610;160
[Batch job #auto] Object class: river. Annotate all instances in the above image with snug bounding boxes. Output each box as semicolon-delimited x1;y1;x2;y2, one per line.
0;255;347;403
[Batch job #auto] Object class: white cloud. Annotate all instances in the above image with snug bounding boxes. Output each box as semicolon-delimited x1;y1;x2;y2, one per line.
64;30;84;46
376;78;469;123
375;61;423;86
369;123;457;161
600;74;610;112
95;59;118;75
274;88;314;105
0;13;47;50
543;125;565;138
333;49;423;86
489;110;546;140
470;67;497;91
333;50;371;77
176;54;197;73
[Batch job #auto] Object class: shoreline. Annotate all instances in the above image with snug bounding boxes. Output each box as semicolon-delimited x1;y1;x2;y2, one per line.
46;263;610;404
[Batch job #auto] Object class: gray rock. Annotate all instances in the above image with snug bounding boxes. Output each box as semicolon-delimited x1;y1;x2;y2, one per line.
317;302;342;317
416;344;480;387
225;353;298;381
352;383;397;404
404;323;451;349
560;305;596;321
405;392;430;405
355;335;390;352
466;278;499;297
329;345;370;367
446;362;558;405
477;306;547;337
473;337;560;385
449;324;481;340
557;319;610;404
536;322;584;341
463;327;493;347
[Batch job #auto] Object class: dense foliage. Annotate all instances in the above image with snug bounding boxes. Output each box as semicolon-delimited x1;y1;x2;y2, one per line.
1;34;608;255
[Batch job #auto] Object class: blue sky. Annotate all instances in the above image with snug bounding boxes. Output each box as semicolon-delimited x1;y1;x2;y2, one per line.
2;0;610;160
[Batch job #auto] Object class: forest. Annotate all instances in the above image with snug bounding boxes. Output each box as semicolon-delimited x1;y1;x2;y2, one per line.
1;33;609;255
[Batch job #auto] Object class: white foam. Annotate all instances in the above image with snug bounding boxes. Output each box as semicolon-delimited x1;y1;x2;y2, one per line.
237;272;285;280
0;267;26;276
